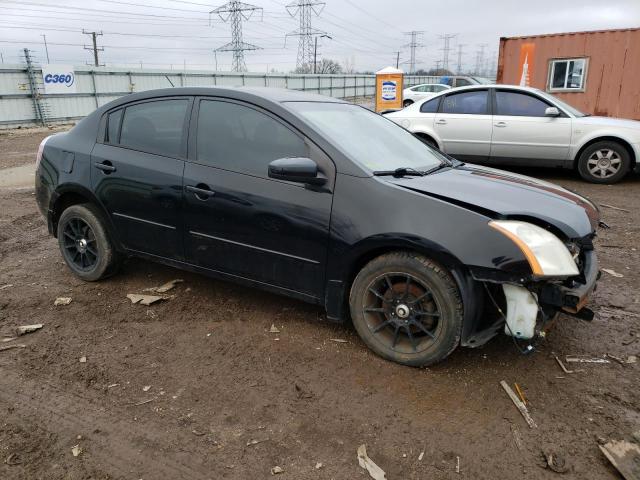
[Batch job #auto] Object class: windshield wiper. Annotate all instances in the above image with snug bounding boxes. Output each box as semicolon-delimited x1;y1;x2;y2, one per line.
373;167;426;177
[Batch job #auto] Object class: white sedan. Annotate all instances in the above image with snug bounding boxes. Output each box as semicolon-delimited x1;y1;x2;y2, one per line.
386;84;640;183
402;83;451;108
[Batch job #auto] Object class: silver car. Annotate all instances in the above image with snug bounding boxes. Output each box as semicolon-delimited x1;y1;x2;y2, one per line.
386;84;640;183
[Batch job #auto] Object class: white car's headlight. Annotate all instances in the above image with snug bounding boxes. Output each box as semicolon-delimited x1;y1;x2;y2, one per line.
489;220;579;277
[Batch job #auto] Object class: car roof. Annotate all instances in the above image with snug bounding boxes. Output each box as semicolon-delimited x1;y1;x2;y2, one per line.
115;86;346;104
416;84;542;98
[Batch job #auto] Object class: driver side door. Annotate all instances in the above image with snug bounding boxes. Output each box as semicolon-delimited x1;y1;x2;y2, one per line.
182;98;335;298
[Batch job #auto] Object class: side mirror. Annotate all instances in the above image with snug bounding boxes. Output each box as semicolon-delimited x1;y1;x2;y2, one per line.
268;157;326;185
545;106;561;117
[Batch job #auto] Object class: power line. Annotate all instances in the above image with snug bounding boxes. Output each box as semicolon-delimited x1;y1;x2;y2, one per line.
211;1;263;72
474;43;487;76
285;0;328;70
438;33;457;72
82;30;104;67
403;31;424;74
456;43;466;74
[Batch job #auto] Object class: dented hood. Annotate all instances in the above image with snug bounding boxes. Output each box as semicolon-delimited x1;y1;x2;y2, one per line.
388;164;599;239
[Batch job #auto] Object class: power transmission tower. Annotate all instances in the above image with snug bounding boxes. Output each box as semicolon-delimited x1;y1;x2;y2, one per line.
474;43;487;76
83;30;104;67
211;1;263;72
286;1;327;71
456;43;466;74
438;33;457;72
403;31;424;74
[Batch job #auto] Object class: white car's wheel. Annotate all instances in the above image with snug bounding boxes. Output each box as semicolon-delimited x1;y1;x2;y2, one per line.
577;141;630;184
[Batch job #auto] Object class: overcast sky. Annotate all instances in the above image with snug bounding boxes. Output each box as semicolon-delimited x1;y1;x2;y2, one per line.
0;0;639;73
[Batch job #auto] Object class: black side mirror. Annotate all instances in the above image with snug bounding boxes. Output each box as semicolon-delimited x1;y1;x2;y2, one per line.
268;157;326;185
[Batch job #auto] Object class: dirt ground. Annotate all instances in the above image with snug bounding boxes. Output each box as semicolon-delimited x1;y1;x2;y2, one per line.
0;127;638;480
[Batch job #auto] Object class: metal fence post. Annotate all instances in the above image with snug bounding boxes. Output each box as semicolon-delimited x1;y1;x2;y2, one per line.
264;74;268;87
90;70;99;108
329;75;333;97
302;75;306;92
318;75;321;94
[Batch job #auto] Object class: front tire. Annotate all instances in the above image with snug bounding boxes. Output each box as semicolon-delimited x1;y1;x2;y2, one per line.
349;252;463;367
577;141;630;184
57;204;121;281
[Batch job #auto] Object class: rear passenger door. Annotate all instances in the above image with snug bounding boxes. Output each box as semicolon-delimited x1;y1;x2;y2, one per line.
182;97;334;298
433;89;492;161
91;97;192;259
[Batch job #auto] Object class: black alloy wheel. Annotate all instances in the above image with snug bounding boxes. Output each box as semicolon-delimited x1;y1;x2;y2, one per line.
350;252;463;367
62;217;99;271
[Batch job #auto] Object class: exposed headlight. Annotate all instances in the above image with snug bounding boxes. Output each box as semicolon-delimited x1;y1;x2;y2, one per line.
489;220;579;277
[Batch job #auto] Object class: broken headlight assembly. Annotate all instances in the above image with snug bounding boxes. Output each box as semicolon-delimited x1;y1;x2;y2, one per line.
488;220;579;277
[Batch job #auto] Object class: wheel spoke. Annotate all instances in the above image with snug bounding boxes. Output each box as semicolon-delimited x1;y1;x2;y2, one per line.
412;320;436;339
391;325;401;348
384;275;394;293
373;320;393;333
415;310;440;318
368;288;390;303
405;325;417;352
408;290;432;305
403;275;411;299
364;307;385;313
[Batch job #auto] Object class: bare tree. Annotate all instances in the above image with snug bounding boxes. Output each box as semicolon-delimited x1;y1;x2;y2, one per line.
294;59;343;74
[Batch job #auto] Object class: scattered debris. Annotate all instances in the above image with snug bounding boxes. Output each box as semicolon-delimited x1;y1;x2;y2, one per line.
4;453;20;465
246;439;268;446
514;383;527;406
192;429;206;436
500;380;537;429
418;451;424;461
107;383;119;388
357;444;387;480
133;398;155;406
544;451;570;473
15;324;43;336
599;439;640;480
1;337;16;343
270;466;284;475
0;344;26;352
71;445;82;457
511;424;524;451
79;356;87;363
606;354;638;365
269;324;280;334
142;385;151;392
54;297;72;306
565;356;610;364
555;356;584;374
0;284;13;291
455;455;460;474
294;383;314;400
315;462;323;469
602;268;624;278
144;279;183;294
330;338;348;343
126;294;165;306
600;203;630;213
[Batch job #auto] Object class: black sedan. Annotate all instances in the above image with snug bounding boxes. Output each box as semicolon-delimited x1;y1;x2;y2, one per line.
35;87;600;366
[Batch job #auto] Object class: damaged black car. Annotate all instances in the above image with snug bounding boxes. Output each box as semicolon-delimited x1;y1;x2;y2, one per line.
35;87;600;366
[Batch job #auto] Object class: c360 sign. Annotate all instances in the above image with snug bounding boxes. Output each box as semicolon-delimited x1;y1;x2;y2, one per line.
42;65;77;94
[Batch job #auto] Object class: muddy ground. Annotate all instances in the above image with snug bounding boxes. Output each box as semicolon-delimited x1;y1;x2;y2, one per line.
0;127;638;480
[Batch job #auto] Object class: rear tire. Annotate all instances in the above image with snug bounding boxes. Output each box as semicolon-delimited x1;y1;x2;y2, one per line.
577;141;630;184
349;252;463;367
57;204;121;281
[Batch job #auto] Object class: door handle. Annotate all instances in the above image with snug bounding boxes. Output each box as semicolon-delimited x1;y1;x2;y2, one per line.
435;119;447;125
185;184;215;199
494;122;507;127
94;161;116;173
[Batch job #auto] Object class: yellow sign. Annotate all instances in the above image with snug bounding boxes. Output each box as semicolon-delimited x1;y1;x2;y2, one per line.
375;67;404;112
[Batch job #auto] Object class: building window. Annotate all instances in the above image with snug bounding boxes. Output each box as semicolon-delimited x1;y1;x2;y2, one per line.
548;58;587;91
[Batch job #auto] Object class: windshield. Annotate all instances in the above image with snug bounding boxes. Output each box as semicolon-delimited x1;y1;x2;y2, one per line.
536;89;587;117
287;102;444;172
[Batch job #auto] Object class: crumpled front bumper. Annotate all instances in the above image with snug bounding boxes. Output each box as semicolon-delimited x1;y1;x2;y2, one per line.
545;250;599;316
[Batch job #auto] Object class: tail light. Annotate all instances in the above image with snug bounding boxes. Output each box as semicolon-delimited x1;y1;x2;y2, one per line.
36;135;52;170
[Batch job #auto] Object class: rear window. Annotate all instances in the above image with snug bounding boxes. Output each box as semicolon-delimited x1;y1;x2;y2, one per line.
119;99;189;157
441;90;488;114
106;109;123;144
420;97;440;113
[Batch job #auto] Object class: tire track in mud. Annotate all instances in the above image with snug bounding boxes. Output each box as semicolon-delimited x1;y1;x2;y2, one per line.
0;371;216;480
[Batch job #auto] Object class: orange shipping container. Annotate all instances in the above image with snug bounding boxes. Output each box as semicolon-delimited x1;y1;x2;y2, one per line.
497;28;640;120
